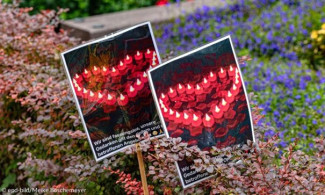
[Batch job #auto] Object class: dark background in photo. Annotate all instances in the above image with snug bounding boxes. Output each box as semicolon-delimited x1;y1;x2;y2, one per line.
62;24;161;159
150;38;253;150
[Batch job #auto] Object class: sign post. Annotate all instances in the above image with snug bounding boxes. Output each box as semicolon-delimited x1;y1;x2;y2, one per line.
136;143;149;195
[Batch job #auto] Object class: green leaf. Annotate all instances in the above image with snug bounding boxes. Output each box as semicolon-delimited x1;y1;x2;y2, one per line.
0;173;16;189
174;186;181;192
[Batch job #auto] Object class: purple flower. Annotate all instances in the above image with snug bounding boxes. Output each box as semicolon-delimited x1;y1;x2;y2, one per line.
276;121;284;128
300;112;306;118
275;22;281;29
267;31;273;40
273;110;280;117
298;132;305;138
279;141;287;147
299;80;307;90
265;129;276;138
258;118;265;126
289;24;295;33
305;97;313;104
279;131;285;138
278;150;283;158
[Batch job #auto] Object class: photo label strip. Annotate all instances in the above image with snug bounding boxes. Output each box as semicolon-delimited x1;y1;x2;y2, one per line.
61;22;164;162
148;35;255;188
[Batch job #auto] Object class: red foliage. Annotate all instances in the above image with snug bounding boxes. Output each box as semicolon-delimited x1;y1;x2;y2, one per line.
104;167;154;195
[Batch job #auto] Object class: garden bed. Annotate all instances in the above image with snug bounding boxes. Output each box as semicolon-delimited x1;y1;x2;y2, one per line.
0;0;324;194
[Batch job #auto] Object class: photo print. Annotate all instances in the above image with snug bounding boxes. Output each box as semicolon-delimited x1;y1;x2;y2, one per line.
148;35;255;188
61;22;163;161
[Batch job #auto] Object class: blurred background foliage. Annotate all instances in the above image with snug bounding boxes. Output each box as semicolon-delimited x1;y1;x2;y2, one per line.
3;0;179;19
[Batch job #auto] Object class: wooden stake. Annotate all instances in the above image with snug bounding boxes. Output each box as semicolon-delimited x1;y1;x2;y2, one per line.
136;143;149;195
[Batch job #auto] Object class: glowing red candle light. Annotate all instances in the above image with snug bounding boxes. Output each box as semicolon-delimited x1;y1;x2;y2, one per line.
160;93;168;102
135;79;144;91
117;94;129;106
186;84;194;94
151;58;157;67
110;67;119;77
127;85;137;98
145;49;152;59
183;112;191;125
208;71;217;82
220;98;229;111
101;66;109;76
162;107;169;119
89;91;97;102
159;99;165;108
228;65;235;77
82;69;90;79
235;69;240;78
202;78;210;88
124;55;133;65
106;93;116;105
212;105;223;119
192;113;202;127
235;67;239;76
82;88;89;99
168;109;175;121
118;61;127;71
152;52;157;62
92;66;100;75
75;86;83;96
231;83;240;96
134;51;143;61
141;72;148;83
168;87;177;98
203;113;215;127
152;54;157;65
177;83;185;94
226;90;235;103
98;92;104;103
234;76;242;87
75;74;83;83
218;67;227;79
73;79;78;88
174;111;182;123
195;84;203;95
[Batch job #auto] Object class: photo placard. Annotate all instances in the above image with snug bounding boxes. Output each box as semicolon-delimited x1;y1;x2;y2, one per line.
61;22;164;162
148;35;255;188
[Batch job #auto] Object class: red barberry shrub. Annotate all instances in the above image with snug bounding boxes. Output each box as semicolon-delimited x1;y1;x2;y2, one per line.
0;2;124;192
124;118;325;194
104;167;155;195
